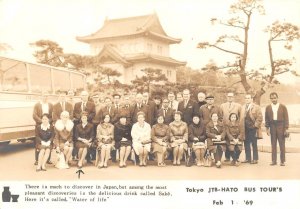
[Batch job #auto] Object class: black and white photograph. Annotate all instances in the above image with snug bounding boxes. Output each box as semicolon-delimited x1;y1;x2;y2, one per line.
0;0;300;208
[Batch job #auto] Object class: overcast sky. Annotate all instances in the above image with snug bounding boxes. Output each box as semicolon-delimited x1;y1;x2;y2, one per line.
0;0;299;83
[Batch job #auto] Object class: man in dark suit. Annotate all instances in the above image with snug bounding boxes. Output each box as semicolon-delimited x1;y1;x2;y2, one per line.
142;92;157;126
32;92;53;165
120;94;132;125
111;93;122;124
177;89;195;125
52;91;73;123
157;98;175;125
73;91;96;124
130;93;148;124
265;92;289;166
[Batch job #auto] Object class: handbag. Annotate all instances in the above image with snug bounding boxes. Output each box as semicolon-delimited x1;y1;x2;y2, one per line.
204;149;212;167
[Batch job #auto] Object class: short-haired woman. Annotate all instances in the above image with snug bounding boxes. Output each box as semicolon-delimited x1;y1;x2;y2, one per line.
35;113;54;171
96;114;114;168
225;113;244;166
131;111;151;166
206;113;226;168
151;114;170;167
74;111;95;168
114;113;132;168
54;111;74;168
169;111;188;166
188;114;206;166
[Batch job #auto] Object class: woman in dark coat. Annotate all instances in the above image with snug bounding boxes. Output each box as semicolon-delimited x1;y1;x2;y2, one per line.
188;114;206;166
206;113;226;168
35;113;54;171
151;114;170;167
225;113;244;166
74;111;95;168
114;113;132;168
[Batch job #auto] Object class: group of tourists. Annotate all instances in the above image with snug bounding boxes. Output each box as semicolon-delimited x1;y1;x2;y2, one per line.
32;88;289;172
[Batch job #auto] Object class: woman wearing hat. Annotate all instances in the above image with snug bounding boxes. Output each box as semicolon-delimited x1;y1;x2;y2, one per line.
188;114;206;166
96;114;114;168
151;114;170;167
35;113;54;171
131;111;151;166
114;113;132;168
206;113;226;168
225;113;244;166
74;111;95;168
54;111;74;168
169;111;188;166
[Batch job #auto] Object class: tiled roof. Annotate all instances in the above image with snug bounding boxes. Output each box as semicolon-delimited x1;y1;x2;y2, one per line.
77;14;181;44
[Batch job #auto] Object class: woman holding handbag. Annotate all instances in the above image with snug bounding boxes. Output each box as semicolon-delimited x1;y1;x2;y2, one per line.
151;114;170;167
96;114;114;168
206;113;226;168
169;111;188;166
131;111;151;166
225;113;244;166
188;114;206;167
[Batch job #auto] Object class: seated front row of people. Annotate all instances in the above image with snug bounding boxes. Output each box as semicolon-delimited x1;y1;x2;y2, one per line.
35;110;245;171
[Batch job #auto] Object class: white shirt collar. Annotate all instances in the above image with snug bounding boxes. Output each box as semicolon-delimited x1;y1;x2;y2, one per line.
41;123;50;131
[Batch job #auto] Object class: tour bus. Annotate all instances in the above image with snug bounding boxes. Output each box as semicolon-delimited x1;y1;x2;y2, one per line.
0;56;86;145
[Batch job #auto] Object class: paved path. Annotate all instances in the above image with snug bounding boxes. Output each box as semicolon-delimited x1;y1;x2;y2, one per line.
1;142;299;180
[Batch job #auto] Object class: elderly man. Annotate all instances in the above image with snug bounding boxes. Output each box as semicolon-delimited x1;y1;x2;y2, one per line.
265;92;289;166
193;91;207;115
130;93;148;124
240;93;263;164
199;94;223;126
52;91;73;123
220;92;241;162
177;89;195;125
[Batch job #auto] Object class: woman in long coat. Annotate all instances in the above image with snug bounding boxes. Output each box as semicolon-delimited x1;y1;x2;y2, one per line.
188;114;206;166
35;113;54;171
96;114;114;168
74;111;95;168
131;111;151;166
151;114;170;167
206;113;226;168
114;113;132;168
169;111;188;166
225;113;244;166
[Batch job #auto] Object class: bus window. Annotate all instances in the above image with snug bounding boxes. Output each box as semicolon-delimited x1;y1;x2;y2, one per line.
71;73;85;93
29;63;52;93
1;59;28;92
52;70;70;92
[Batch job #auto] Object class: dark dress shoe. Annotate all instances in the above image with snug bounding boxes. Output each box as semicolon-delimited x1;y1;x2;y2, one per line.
36;168;41;172
280;162;285;166
46;161;52;165
34;161;38;165
251;160;258;164
270;162;277;166
242;160;251;163
224;159;230;162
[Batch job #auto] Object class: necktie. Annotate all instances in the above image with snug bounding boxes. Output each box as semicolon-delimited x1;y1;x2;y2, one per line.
170;101;173;109
184;100;187;108
164;109;167;117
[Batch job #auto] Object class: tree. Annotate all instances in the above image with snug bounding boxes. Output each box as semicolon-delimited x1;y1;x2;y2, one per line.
198;0;265;97
100;67;121;84
30;40;65;67
265;21;300;83
131;68;168;93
